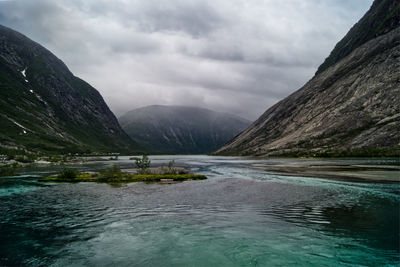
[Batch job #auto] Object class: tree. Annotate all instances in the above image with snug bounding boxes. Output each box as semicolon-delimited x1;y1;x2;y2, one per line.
135;154;151;174
98;164;123;181
167;160;176;174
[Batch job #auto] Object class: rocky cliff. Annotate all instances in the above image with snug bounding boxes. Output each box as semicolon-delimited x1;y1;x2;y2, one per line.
0;25;140;154
119;105;250;154
216;0;400;157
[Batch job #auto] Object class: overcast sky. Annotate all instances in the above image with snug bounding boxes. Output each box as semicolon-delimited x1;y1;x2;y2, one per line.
0;0;373;120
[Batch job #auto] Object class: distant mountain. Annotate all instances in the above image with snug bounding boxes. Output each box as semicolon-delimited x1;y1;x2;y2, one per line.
0;25;141;154
216;0;400;157
119;105;251;154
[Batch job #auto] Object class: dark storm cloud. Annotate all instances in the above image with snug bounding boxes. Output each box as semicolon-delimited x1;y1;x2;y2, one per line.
0;0;373;120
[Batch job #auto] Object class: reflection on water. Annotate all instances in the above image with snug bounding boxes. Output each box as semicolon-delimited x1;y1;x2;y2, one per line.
0;156;399;266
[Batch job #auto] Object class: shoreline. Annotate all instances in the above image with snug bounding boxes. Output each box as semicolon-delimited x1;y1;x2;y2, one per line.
256;163;400;183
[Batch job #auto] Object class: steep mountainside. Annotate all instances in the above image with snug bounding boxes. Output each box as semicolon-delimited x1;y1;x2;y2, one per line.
317;0;400;74
0;25;140;154
216;0;400;157
119;105;250;154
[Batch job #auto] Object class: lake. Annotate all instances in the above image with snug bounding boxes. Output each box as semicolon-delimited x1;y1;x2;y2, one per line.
0;156;399;266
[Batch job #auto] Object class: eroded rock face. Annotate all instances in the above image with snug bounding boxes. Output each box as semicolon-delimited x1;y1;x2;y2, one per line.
216;3;400;157
0;25;140;153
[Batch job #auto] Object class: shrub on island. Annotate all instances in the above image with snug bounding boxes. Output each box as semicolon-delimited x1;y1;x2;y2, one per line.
39;158;206;183
57;168;80;179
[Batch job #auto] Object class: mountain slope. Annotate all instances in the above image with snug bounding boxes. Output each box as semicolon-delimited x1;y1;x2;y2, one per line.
0;25;140;154
119;105;251;154
216;1;400;157
317;0;400;74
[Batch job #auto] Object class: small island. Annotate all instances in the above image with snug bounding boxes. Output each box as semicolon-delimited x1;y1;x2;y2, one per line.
39;155;206;184
39;173;206;183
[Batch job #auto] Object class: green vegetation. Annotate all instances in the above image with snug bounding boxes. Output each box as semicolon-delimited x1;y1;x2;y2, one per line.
57;168;80;179
159;160;181;174
0;163;21;177
39;173;91;183
312;147;400;158
269;146;400;158
1;151;38;163
167;160;177;174
39;172;206;183
134;154;151;174
98;164;123;181
13;155;35;163
0;28;143;157
39;159;206;183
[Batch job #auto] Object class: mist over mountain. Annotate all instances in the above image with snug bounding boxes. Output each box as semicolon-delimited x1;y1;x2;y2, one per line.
119;105;250;154
0;25;140;154
216;0;400;157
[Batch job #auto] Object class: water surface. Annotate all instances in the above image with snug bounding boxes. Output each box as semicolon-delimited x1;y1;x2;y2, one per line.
0;156;399;266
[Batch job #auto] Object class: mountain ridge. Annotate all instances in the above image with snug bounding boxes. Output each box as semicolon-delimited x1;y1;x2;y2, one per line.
119;105;251;154
0;24;141;155
317;0;400;74
216;0;400;157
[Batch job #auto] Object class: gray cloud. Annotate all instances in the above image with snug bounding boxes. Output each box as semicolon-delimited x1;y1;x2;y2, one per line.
0;0;373;120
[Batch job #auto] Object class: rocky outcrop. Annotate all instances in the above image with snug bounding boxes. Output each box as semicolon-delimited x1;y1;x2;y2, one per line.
119;105;250;154
216;1;400;157
0;25;140;154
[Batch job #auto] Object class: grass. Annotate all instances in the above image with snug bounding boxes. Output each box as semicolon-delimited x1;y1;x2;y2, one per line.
39;164;206;183
39;173;207;183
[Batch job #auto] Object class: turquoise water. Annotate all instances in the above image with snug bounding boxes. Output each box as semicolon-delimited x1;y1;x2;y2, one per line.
0;156;399;266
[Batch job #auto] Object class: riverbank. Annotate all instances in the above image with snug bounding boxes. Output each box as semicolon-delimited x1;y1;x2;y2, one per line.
253;159;400;183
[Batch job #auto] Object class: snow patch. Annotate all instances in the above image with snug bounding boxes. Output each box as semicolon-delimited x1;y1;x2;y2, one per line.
169;127;183;146
162;133;170;142
21;68;27;78
25;79;29;83
11;120;26;130
7;118;29;133
2;115;36;135
35;93;47;104
29;89;34;93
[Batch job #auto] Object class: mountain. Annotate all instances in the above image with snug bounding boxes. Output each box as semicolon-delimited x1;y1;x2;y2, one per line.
0;25;141;155
216;0;400;157
119;105;251;154
316;0;400;75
